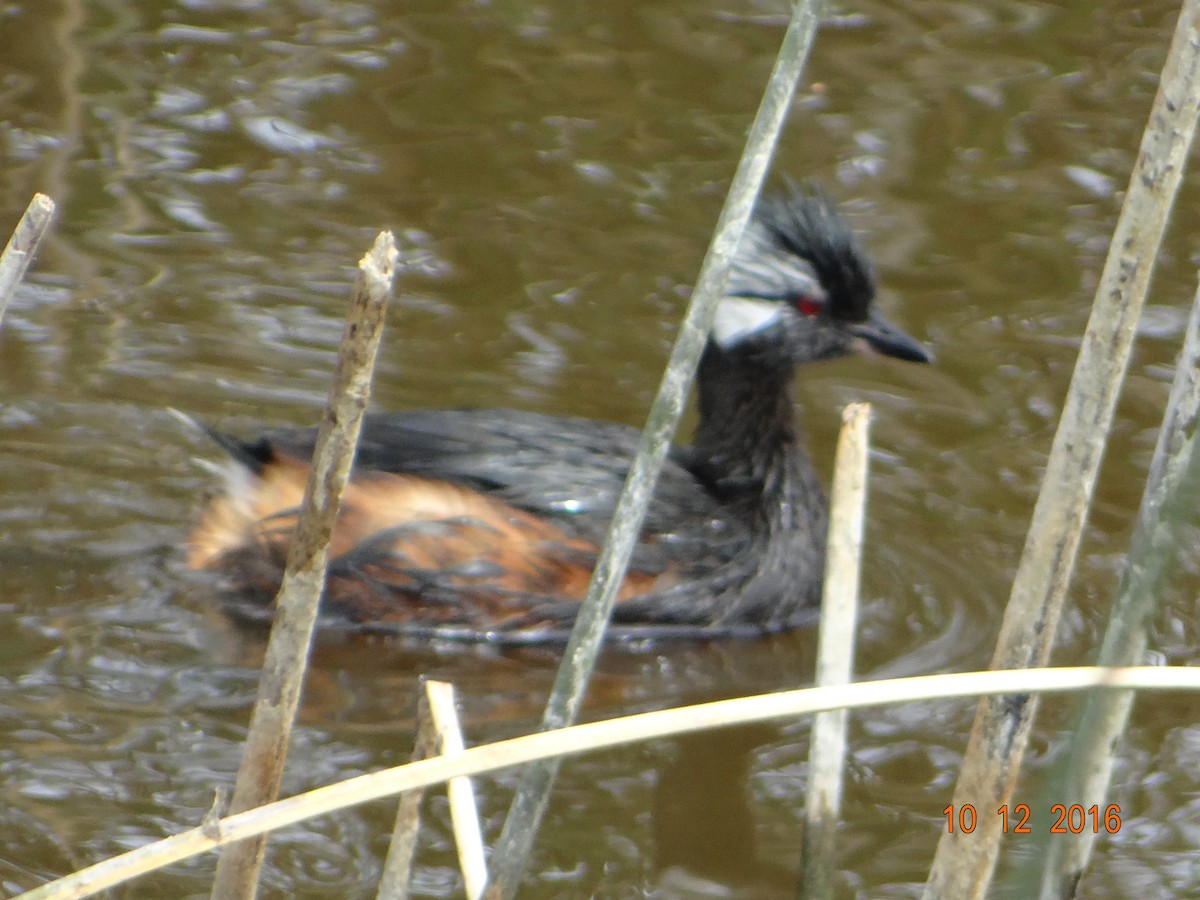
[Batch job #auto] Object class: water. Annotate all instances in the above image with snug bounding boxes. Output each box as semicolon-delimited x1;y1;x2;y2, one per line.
2;1;1199;897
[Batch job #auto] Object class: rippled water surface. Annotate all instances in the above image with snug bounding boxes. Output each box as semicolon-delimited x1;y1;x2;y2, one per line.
2;1;1200;897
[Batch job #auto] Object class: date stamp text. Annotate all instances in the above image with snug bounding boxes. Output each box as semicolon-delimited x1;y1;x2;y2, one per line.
943;804;1122;834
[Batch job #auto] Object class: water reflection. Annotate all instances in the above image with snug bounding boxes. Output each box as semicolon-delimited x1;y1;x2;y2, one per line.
1;0;1198;897
653;726;797;898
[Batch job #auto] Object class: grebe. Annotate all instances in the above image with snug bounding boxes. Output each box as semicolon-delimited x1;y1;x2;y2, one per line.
186;187;931;643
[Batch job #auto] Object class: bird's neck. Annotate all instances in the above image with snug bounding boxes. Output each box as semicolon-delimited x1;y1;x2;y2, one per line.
691;342;823;527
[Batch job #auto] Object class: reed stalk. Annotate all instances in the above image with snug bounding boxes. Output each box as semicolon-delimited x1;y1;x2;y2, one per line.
0;193;55;328
1036;273;1200;898
426;681;489;899
923;3;1200;896
802;402;870;898
484;2;828;895
376;683;440;900
209;232;399;900
19;667;1200;900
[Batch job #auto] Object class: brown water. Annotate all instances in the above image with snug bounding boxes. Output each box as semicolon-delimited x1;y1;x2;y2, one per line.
2;1;1199;897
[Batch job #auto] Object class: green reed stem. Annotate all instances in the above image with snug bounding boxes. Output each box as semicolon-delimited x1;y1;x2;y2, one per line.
1036;272;1200;898
923;3;1200;897
483;2;829;897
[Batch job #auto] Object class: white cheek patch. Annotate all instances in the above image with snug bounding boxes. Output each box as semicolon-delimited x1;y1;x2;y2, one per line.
712;296;787;348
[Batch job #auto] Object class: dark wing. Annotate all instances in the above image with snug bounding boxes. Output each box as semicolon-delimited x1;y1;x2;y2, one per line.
252;409;729;546
196;409;760;638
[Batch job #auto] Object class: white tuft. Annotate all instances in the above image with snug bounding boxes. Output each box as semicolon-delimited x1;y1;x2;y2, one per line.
711;296;786;348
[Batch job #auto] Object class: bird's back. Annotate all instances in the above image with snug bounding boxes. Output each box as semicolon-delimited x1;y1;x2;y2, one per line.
188;408;756;640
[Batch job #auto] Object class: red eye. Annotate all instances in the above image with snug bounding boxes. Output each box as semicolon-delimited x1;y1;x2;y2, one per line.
796;297;822;317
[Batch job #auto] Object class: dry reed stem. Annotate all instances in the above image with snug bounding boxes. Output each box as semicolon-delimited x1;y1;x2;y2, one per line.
485;1;830;894
210;231;399;900
426;681;488;899
1037;273;1200;898
17;667;1200;900
376;684;439;900
924;4;1200;897
802;402;870;898
0;193;55;329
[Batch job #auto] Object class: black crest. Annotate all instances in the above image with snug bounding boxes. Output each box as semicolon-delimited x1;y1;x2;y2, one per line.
754;183;876;322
